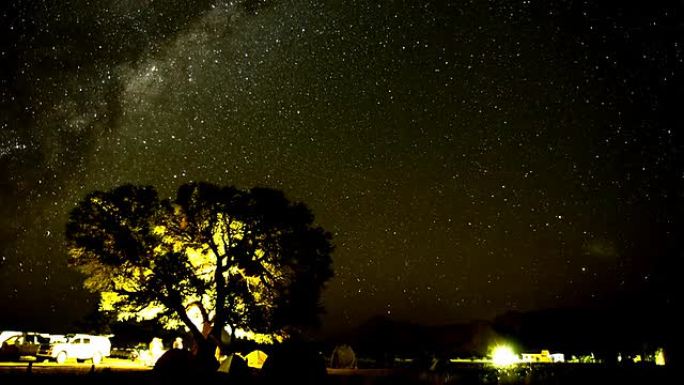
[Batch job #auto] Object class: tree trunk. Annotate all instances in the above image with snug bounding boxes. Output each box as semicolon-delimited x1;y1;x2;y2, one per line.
193;336;220;373
172;302;220;373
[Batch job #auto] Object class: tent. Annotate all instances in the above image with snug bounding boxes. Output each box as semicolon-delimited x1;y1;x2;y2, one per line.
245;349;268;369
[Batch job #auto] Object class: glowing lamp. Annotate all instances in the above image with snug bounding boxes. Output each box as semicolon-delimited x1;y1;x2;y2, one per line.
655;348;666;366
491;345;519;367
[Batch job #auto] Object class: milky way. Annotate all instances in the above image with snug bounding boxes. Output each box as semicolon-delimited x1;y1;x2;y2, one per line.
1;1;681;333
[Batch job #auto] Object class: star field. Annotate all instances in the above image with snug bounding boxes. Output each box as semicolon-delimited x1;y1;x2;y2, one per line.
1;1;681;333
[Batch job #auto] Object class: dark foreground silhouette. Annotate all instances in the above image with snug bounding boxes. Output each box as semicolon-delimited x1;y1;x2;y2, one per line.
0;362;675;385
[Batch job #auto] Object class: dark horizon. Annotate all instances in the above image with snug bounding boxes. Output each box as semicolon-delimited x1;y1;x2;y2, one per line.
1;1;681;342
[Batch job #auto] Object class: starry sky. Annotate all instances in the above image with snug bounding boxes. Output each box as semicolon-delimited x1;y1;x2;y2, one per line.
1;0;682;334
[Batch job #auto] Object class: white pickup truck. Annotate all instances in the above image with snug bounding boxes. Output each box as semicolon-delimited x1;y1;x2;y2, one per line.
37;333;111;364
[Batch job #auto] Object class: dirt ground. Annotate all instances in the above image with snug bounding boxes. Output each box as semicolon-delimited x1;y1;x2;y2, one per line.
0;361;675;385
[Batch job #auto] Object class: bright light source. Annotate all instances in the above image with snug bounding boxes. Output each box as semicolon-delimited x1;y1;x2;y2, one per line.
491;345;519;367
655;348;666;366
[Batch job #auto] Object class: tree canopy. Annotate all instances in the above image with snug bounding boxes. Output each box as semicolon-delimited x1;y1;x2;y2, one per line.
66;182;333;352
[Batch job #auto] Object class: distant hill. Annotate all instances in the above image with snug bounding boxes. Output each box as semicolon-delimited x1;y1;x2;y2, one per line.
492;305;672;359
330;316;503;361
327;303;675;364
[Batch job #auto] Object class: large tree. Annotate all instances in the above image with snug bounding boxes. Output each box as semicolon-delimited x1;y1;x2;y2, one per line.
66;183;333;366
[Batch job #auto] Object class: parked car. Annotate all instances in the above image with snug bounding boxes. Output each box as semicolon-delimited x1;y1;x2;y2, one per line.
110;346;140;361
0;332;51;361
0;331;22;347
37;333;111;364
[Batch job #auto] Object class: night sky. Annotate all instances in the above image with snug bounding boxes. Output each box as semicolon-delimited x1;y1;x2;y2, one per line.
1;1;682;334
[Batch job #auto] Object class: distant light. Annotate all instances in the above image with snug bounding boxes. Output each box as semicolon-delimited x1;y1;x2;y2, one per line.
655;348;666;366
491;345;519;367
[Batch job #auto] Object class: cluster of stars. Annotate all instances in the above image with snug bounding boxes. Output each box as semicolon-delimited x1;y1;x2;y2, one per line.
1;1;681;332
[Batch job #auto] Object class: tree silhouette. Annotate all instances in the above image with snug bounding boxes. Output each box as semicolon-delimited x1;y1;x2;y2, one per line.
66;183;333;368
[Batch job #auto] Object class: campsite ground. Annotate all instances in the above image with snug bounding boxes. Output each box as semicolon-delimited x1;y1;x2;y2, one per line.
0;360;676;385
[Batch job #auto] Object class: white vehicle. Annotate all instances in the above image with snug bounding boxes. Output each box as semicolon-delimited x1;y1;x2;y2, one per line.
0;331;23;347
37;333;111;364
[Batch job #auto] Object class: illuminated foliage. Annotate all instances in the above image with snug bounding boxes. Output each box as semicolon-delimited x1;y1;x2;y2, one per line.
66;183;333;355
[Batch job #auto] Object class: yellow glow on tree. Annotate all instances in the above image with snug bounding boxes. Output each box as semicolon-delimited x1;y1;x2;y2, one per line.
93;217;283;342
67;183;333;355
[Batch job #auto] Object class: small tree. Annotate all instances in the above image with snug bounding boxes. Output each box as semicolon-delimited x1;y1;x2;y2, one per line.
66;183;333;367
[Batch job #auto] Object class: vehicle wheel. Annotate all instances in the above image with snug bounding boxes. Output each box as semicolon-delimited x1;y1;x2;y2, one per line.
56;351;67;364
92;352;102;365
